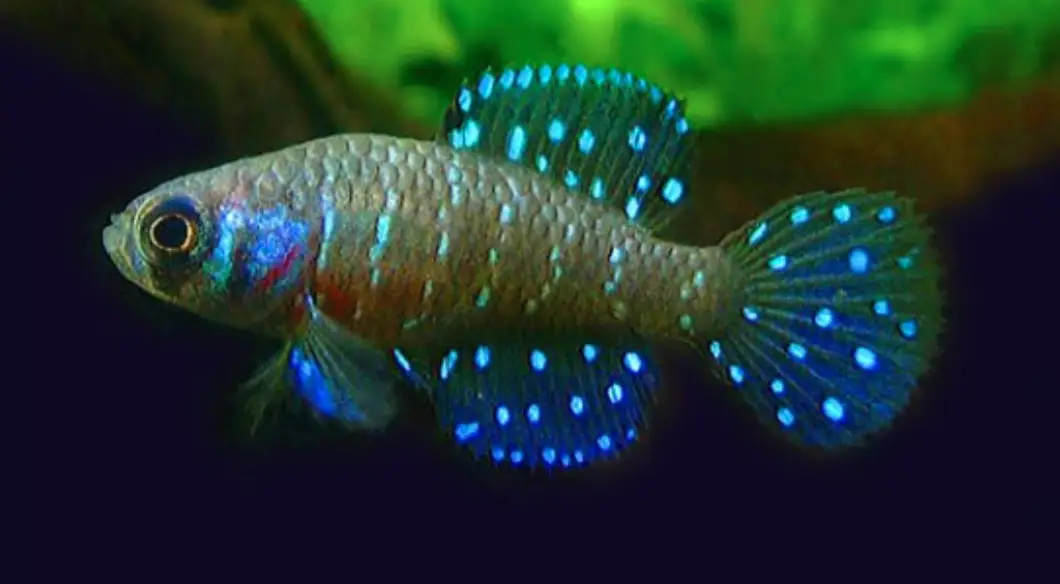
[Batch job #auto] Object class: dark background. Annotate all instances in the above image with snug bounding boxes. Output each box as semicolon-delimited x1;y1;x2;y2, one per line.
8;10;1056;573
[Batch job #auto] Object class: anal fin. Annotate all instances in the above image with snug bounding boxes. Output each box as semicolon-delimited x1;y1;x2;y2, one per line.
396;333;662;470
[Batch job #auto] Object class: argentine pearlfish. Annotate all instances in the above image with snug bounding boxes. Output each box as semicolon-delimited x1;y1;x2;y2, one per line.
103;63;943;469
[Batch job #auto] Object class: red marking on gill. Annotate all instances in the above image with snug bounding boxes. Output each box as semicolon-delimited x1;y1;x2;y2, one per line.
256;245;302;292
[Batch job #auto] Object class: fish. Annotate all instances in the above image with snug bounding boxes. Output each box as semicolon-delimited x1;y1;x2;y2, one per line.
103;63;943;469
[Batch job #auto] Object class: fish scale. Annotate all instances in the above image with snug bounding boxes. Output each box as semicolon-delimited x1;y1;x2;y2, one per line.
104;62;944;468
271;134;736;348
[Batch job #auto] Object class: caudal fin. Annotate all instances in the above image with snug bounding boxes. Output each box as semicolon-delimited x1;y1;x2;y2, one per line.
711;189;943;449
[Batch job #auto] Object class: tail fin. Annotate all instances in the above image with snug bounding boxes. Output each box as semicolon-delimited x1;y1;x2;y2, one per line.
710;189;943;449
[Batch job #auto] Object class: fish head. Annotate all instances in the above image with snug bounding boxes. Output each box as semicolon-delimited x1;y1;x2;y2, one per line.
104;161;312;331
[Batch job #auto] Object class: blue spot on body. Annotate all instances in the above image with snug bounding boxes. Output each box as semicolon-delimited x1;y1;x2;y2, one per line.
662;178;684;204
590;178;605;199
578;129;595;153
814;308;835;328
822;397;845;422
462;120;481;148
477;73;495;98
474;346;491;369
849;248;870;273
899;320;917;339
530;349;548;371
542;448;557;464
507;126;527;160
749;223;767;245
623;352;643;373
628;126;647;151
455;422;479;441
548;119;566;142
495;406;511;426
854;347;877;370
777;408;795;427
729;365;745;384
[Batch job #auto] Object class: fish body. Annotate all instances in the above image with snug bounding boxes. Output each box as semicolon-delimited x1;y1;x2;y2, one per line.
104;63;943;469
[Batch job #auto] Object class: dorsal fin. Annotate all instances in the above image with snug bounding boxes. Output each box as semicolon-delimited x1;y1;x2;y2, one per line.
438;63;695;232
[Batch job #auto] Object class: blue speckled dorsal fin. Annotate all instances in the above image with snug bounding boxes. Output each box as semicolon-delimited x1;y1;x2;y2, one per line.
438;63;695;232
393;334;661;470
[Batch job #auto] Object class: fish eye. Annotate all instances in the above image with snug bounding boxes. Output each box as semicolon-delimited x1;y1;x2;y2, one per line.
138;195;204;264
149;212;196;253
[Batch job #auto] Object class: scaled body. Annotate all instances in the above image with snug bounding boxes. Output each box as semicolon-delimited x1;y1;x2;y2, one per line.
104;63;943;470
230;134;737;347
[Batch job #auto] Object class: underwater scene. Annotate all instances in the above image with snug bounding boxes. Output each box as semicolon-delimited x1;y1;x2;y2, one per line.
9;0;1058;558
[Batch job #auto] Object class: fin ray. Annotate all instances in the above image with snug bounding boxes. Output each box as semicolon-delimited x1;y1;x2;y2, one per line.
397;334;660;469
439;63;695;232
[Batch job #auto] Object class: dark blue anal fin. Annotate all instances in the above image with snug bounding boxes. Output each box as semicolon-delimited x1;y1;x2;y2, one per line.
439;63;695;232
237;296;399;434
712;189;943;449
400;335;661;470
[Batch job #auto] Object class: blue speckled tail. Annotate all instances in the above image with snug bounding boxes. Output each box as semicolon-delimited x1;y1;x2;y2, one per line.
713;189;943;449
395;336;659;470
440;63;695;231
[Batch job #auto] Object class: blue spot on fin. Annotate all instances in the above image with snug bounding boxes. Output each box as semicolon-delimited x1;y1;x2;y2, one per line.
711;189;943;449
440;63;695;231
238;295;398;433
395;335;660;469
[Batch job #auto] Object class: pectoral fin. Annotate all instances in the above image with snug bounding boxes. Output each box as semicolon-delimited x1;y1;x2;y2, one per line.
238;296;399;435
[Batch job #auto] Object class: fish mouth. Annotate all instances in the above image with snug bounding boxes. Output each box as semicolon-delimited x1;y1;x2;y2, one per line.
103;213;136;279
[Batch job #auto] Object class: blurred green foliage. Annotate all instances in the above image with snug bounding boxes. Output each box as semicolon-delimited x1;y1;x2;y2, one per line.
297;0;1060;128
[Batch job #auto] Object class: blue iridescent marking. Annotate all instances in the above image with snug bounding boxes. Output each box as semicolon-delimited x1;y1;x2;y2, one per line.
507;126;527;160
854;347;877;370
749;222;767;245
578;129;595;153
495;406;511;426
815;308;834;328
474;346;491;369
548;119;566;142
441;63;694;230
833;203;852;223
530;349;548;371
430;339;659;469
714;190;940;448
822;397;844;422
849;248;870;273
455;422;479;441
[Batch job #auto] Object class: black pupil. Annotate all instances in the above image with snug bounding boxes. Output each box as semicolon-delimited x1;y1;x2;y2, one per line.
153;214;190;250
